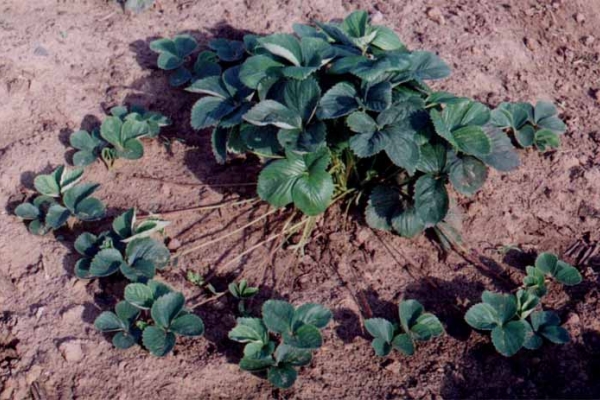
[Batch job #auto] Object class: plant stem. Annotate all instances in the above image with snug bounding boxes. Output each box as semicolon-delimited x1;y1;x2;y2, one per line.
173;207;279;259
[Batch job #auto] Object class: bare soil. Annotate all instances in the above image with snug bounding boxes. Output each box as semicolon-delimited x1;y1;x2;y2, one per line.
1;0;600;399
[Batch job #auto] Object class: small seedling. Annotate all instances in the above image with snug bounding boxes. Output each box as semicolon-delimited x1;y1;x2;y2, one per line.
74;208;170;281
228;300;332;388
69;106;170;167
365;299;444;357
522;252;582;296
491;101;567;151
116;0;155;13
228;279;259;315
465;253;580;356
95;279;204;356
14;165;106;235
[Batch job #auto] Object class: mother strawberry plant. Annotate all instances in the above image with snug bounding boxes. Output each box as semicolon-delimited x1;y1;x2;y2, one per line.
152;11;567;243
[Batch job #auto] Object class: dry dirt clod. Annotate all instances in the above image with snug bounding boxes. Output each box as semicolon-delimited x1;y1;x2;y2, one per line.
583;36;596;46
575;13;585;24
59;341;84;363
168;238;182;251
426;7;445;25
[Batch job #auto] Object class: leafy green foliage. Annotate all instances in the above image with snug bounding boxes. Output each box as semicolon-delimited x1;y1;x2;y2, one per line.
74;208;170;281
491;101;566;152
365;299;443;357
69;106;170;167
152;10;565;242
228;300;332;388
14;165;106;235
465;252;580;356
229;279;259;315
94;280;204;356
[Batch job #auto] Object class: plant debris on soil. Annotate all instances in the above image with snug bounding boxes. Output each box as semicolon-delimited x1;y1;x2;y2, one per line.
1;0;600;399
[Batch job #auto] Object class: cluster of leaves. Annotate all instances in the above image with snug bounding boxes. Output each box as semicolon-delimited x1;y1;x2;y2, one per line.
152;11;567;240
229;279;259;315
69;106;170;167
74;208;171;282
365;299;443;357
14;165;106;235
95;279;204;356
465;252;582;356
491;101;567;152
228;300;332;388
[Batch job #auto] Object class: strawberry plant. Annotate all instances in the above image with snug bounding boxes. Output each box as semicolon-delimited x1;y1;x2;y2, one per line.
365;299;443;357
491;101;567;151
465;252;581;356
229;279;259;315
95;279;204;356
74;208;170;281
151;10;567;244
69;106;170;167
228;300;332;388
14;165;106;235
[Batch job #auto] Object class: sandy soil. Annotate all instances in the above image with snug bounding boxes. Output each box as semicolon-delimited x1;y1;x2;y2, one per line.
1;0;600;398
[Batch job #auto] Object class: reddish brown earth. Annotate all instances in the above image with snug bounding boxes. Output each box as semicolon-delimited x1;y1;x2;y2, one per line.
1;0;600;399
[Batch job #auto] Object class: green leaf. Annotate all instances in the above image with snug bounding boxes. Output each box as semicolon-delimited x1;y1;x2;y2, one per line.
70;129;102;153
534;129;560;151
283;324;322;349
239;55;284;89
89;249;124;277
100;117;123;147
397;51;451;82
411;313;444;340
516;289;540;319
190;97;236;130
243;100;302;130
262;300;294;334
62;183;100;213
34;174;60;197
112;332;138;349
554;261;582;285
126;238;170;270
186;76;230;99
283;78;321;122
222;65;253;99
482;291;517;324
491;320;527;357
292;303;332;330
414;175;449;226
208;38;245;62
240;124;281;156
277;122;326;153
364;186;402;231
268;365;298;389
73;150;98;167
59;167;84;192
534;101;566;133
363;81;392;111
448;155;488;197
259;34;303;66
94;312;124;332
516;125;535;147
391;333;415;356
371;338;392;356
74;259;92;279
239;356;275;371
478;126;520;171
257;148;333;216
45;204;71;229
341;10;368;37
399;300;424;332
430;100;490;145
169;66;192;87
124;283;155;309
452;126;491;157
211;127;227;164
73;197;106;221
142;326;176;357
523;322;543;350
28;219;50;236
170;314;204;336
347;112;377;135
274;344;313;366
115;301;140;324
151;292;185;329
370;25;406;51
112;208;135;239
535;252;558;275
539;326;570;344
416;143;446;174
465;303;498;330
391;207;425;238
317;82;359;119
365;318;394;343
229;318;269;344
15;203;40;220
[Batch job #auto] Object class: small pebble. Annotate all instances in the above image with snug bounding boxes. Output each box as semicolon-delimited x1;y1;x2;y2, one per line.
59;341;84;363
583;35;595;46
167;238;181;250
575;13;585;24
426;7;445;25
